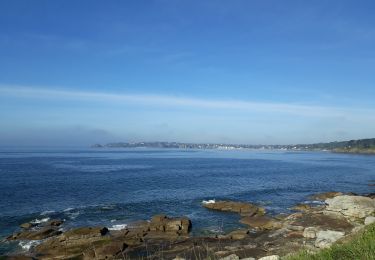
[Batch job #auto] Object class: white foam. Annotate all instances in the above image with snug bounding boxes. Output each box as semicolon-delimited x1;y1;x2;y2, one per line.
40;210;55;215
108;224;127;231
202;199;215;204
19;240;41;251
66;212;80;219
30;217;50;224
63;207;74;212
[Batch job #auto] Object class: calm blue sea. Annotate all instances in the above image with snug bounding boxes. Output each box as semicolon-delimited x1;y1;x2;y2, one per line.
0;148;374;254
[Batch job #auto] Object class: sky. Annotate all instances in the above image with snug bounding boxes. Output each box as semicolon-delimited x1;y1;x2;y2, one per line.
1;0;375;146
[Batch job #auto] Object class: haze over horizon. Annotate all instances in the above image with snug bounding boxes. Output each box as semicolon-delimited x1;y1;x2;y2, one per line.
1;1;375;146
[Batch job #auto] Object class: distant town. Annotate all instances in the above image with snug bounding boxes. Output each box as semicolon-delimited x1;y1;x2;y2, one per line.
92;138;375;154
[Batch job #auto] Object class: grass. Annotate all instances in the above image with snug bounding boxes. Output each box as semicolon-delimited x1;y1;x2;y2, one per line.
284;222;375;260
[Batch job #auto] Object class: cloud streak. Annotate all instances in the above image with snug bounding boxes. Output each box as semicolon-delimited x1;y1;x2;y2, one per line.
0;85;374;118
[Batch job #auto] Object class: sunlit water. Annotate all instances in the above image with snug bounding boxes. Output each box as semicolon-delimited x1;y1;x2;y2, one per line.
0;148;374;254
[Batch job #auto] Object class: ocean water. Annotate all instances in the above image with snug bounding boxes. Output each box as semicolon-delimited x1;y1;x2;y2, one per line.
0;148;374;255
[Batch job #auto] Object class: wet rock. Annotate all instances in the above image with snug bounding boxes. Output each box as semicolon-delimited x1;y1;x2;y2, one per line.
240;216;278;230
364;216;375;225
202;200;265;216
315;230;345;248
46;219;63;227
325;195;375;219
303;227;319;239
258;255;280;260
8;226;62;240
19;222;34;229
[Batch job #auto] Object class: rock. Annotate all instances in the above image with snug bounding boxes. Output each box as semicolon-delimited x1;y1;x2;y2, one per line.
151;214;167;222
215;251;231;257
20;222;34;229
285;225;304;231
351;225;364;233
292;204;312;212
46;219;63;227
240;258;256;260
364;216;375;225
60;226;109;245
325;195;375;219
149;215;191;234
303;227;319;239
258;255;280;260
173;257;186;260
8;226;62;240
310;191;343;201
315;230;345;248
227;229;249;240
203;200;265;216
219;254;240;260
285;231;303;238
240;216;278;229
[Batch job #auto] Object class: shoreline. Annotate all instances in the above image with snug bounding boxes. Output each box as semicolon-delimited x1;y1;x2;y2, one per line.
3;191;375;260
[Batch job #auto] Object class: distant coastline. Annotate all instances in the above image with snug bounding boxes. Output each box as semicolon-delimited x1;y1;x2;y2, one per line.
92;138;375;154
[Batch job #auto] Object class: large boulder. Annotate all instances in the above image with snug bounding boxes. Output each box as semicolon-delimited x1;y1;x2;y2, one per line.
314;230;345;248
325;195;375;219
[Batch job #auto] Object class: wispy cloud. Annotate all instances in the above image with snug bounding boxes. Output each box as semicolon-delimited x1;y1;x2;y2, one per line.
0;85;374;119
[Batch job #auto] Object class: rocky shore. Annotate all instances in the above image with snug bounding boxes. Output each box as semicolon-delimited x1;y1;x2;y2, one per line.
2;192;375;260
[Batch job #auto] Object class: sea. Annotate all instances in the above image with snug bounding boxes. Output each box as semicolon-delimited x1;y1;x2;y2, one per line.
0;147;374;255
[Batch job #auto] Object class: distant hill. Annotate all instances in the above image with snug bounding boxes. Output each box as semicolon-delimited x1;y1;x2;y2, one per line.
92;138;375;154
297;138;375;154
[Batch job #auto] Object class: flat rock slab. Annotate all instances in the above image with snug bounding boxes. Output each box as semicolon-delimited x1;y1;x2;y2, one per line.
202;200;265;216
325;195;375;219
240;216;278;230
290;212;353;231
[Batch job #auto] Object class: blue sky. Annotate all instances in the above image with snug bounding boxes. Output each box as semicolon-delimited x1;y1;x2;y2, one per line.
1;0;375;146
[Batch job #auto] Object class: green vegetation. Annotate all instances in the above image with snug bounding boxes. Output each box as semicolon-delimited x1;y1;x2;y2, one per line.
284;223;375;260
290;138;375;154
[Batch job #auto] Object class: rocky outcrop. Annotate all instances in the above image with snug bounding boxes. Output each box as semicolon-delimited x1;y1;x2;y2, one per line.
325;195;375;219
240;216;279;230
202;200;265;216
5;192;375;260
149;214;191;234
8;219;64;241
314;230;345;248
